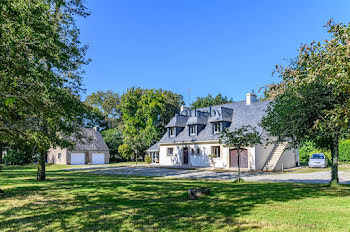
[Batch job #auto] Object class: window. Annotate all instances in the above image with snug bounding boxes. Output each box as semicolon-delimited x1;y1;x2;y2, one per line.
58;153;62;159
167;148;174;156
196;148;200;155
211;146;221;158
169;128;175;137
213;122;221;133
191;148;195;155
189;125;196;135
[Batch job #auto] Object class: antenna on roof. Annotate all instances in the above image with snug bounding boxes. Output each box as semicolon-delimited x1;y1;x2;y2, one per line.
188;88;191;108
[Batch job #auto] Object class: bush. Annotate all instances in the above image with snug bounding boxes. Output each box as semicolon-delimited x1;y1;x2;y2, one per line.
145;155;152;164
339;139;350;163
3;149;35;165
299;139;350;165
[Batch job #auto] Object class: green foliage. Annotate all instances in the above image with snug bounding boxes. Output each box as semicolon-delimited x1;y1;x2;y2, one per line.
3;149;35;165
339;140;350;163
118;143;134;160
101;128;123;162
144;155;152;164
191;93;233;108
219;126;262;150
299;140;350;164
85;90;121;129
0;0;91;178
261;20;350;183
299;142;331;165
119;87;183;157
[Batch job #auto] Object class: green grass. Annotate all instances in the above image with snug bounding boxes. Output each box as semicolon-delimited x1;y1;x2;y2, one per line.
1;165;350;231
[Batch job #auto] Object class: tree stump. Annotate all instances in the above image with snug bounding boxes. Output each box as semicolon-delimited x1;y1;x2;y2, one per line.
188;187;210;200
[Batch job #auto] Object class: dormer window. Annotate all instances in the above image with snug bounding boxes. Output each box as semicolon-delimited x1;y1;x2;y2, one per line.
169;128;175;137
189;125;196;136
213;122;221;133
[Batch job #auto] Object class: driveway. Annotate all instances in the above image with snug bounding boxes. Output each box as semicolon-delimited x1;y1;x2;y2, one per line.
69;165;350;184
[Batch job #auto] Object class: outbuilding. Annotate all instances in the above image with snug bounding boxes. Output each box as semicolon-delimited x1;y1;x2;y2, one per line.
48;127;110;165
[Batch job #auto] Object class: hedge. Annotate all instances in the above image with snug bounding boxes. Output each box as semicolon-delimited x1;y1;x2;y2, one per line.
299;139;350;164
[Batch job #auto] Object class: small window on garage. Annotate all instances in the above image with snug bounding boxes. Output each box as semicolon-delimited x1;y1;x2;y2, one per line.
167;148;174;156
211;146;221;158
58;153;62;159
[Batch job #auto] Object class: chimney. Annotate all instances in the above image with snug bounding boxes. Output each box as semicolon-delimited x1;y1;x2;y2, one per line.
246;92;257;105
93;126;100;132
180;105;190;116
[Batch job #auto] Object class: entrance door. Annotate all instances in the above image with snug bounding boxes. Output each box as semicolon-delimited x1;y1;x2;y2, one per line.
230;149;248;168
183;148;189;164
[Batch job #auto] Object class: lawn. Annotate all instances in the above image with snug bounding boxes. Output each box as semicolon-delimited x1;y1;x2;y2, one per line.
1;165;350;231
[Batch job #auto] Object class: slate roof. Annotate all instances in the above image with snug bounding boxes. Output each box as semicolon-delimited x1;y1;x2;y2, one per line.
165;115;188;127
146;143;160;152
156;100;272;146
72;128;109;151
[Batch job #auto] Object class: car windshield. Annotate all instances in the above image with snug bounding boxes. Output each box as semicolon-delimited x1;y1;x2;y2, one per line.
311;154;324;159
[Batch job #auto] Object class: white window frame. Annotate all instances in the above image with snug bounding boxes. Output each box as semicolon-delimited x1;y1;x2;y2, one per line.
167;148;174;156
211;146;221;158
189;125;196;135
213;122;221;133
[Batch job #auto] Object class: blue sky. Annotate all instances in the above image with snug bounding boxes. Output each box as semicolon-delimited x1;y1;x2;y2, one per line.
77;0;350;104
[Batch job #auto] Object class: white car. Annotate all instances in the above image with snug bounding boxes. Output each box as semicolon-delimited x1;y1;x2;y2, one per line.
308;153;327;168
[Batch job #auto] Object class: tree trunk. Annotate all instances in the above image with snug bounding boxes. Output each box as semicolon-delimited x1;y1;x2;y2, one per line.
37;151;46;181
330;136;339;185
237;149;241;182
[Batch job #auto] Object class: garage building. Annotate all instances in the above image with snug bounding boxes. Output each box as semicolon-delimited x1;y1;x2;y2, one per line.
48;127;110;165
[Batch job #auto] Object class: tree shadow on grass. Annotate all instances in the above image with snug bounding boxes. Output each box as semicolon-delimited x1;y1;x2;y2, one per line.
1;168;350;231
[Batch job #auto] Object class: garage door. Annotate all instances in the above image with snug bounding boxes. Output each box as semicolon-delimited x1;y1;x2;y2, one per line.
230;149;248;168
92;153;105;165
70;153;85;165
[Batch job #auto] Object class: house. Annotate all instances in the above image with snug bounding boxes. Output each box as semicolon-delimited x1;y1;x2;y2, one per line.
48;127;110;165
147;92;298;171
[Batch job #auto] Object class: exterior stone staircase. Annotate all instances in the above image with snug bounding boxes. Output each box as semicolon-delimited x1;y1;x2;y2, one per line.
264;143;288;171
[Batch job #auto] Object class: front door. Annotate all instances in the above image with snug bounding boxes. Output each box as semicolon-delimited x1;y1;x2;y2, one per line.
230;149;248;168
183;148;189;164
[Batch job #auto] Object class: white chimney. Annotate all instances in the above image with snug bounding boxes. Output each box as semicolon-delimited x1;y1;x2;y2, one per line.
246;92;257;105
180;105;190;113
93;126;100;132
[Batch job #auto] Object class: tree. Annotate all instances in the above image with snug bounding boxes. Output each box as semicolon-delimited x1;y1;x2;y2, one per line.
101;128;123;162
119;87;183;159
191;93;233;109
0;0;90;181
261;20;350;185
85;90;121;129
219;126;261;182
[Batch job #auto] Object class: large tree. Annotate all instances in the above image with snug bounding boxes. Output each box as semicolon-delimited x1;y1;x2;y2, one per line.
119;87;183;160
261;20;350;185
0;0;90;181
191;93;233;109
85;90;121;129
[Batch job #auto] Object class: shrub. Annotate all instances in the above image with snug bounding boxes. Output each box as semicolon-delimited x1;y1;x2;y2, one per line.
3;149;35;165
299;141;331;165
145;155;152;164
299;139;350;164
339;139;350;163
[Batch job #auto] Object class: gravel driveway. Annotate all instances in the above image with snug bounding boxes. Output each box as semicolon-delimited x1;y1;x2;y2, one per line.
69;165;350;184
